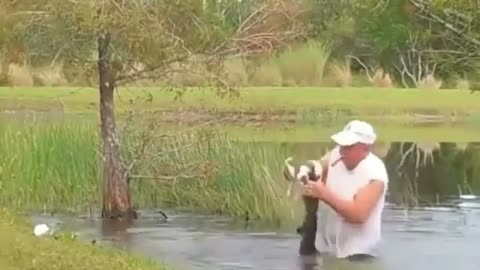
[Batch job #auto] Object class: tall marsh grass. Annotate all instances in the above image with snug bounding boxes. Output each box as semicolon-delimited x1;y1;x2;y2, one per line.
0;120;302;224
124;122;304;224
0;122;100;211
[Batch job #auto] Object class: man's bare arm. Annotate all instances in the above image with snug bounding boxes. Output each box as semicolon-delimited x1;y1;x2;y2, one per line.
320;180;385;224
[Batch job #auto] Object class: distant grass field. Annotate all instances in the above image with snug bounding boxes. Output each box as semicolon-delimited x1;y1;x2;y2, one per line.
223;123;480;143
1;86;480;118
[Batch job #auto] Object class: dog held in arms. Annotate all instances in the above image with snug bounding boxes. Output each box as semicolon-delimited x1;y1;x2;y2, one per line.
283;157;324;256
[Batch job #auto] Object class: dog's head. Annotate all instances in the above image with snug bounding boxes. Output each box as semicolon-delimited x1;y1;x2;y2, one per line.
283;157;323;198
284;157;322;182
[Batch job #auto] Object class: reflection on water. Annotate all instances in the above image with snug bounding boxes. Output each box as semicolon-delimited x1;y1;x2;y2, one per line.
382;142;480;207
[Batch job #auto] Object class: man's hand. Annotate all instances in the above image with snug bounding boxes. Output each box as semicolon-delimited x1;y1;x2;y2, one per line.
302;180;328;199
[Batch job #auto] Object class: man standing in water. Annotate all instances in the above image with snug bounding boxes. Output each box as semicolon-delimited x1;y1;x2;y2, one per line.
303;120;389;261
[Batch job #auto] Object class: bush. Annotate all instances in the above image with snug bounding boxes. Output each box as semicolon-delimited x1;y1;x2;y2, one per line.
273;40;332;86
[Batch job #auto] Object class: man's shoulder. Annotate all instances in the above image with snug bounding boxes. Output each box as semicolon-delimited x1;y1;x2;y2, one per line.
363;152;389;183
365;151;386;166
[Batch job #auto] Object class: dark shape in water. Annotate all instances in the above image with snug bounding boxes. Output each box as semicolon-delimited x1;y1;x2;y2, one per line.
156;210;169;221
298;192;319;255
297;253;323;270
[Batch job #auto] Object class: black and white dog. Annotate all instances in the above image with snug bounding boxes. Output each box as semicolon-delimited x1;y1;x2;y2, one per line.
283;157;323;255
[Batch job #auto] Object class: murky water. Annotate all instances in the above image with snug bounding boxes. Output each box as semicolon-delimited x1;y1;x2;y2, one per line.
31;196;480;270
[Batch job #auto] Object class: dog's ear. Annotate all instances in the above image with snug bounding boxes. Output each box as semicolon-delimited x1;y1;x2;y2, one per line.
283;157;297;182
283;168;295;182
306;160;323;181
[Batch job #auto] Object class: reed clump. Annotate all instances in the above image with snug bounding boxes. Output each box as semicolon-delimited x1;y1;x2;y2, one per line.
0;121;302;225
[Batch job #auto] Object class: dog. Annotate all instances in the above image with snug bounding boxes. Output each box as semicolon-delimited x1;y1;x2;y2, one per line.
283;157;323;255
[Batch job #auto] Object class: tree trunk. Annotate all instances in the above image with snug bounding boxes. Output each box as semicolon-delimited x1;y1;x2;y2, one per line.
97;31;136;220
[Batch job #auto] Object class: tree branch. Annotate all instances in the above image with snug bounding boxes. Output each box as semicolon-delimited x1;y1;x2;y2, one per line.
114;2;306;88
409;0;480;48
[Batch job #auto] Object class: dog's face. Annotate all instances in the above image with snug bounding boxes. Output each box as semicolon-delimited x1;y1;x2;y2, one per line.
283;158;323;199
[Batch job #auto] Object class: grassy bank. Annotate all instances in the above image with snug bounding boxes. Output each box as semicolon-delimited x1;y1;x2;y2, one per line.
2;87;480;123
0;121;303;225
0;208;170;270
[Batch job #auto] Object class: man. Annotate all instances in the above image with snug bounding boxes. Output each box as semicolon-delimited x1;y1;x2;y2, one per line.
303;120;389;261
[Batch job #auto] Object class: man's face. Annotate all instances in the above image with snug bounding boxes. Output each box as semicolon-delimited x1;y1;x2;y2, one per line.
339;143;369;170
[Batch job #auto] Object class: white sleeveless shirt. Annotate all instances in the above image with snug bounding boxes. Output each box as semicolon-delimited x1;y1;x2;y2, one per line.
316;146;389;258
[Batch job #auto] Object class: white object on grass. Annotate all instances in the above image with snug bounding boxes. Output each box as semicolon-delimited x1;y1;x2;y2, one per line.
33;224;50;236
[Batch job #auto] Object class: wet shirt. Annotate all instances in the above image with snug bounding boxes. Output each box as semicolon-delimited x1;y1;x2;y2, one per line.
316;146;389;258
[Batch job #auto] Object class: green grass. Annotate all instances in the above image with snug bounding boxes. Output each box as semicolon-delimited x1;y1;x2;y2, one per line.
0;208;171;270
0;120;303;225
273;40;332;86
0;122;101;212
129;128;305;224
2;87;480;119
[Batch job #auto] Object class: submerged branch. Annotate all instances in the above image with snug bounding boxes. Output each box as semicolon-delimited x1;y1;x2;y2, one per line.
396;143;416;171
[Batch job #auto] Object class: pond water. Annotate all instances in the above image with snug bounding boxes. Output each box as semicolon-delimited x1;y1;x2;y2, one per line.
31;200;480;270
29;140;480;270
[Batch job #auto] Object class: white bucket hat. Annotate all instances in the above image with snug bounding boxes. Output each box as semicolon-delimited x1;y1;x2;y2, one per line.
330;120;377;146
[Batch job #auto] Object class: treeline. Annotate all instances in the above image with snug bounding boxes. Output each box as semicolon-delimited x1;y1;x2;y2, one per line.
1;0;479;89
